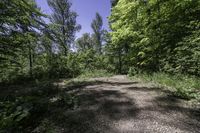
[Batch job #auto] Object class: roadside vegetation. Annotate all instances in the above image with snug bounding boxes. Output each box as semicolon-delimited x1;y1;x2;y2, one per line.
129;70;200;102
0;0;200;132
78;70;113;79
0;70;111;132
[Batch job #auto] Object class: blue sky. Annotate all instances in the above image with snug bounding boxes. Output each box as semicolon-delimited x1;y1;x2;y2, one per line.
35;0;111;38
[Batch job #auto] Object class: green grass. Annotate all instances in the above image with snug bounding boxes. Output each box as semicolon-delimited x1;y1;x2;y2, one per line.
78;69;113;79
129;72;200;101
63;69;113;87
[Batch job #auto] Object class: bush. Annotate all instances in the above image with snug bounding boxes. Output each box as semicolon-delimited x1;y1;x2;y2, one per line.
128;67;139;76
47;54;82;79
0;82;79;132
0;98;33;131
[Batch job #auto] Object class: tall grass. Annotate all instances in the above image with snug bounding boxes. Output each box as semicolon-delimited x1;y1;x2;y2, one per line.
130;72;200;101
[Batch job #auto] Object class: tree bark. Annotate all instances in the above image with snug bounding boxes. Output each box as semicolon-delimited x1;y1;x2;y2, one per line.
29;46;33;78
118;49;122;74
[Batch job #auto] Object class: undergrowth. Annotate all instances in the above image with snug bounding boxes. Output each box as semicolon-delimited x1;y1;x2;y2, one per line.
0;82;79;132
0;69;112;132
129;72;200;102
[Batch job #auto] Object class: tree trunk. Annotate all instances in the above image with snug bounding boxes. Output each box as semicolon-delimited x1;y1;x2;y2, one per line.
118;49;122;74
29;46;33;78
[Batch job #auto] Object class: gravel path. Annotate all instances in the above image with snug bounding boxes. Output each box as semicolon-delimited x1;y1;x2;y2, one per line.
63;75;200;133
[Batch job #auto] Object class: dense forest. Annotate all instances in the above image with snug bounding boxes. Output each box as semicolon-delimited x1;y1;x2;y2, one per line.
0;0;200;132
1;0;200;81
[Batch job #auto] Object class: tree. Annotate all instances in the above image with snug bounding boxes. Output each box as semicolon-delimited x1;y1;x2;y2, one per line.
47;0;81;55
76;33;94;52
109;0;200;75
91;13;104;54
0;0;45;80
111;0;119;7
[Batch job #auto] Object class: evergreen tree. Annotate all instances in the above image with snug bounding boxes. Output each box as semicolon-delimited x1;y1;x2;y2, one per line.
91;13;104;54
47;0;81;55
0;0;45;80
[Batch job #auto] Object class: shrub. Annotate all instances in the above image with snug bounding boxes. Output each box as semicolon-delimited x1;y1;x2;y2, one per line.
128;67;138;76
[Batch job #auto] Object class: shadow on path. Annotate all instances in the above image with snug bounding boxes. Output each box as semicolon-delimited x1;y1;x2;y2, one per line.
53;82;140;133
46;80;200;132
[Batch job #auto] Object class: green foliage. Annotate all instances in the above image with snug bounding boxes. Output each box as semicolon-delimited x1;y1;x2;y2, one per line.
0;82;79;132
109;0;200;75
0;95;46;131
0;0;46;82
0;100;30;130
128;67;139;77
47;0;81;55
130;72;200;101
34;53;81;79
76;33;94;52
0;0;84;82
91;13;104;54
78;70;113;79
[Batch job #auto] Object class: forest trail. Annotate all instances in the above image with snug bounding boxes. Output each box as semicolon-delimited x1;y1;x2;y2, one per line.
62;75;200;133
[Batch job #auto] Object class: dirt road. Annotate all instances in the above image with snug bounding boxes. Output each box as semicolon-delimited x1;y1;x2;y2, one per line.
63;75;200;133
